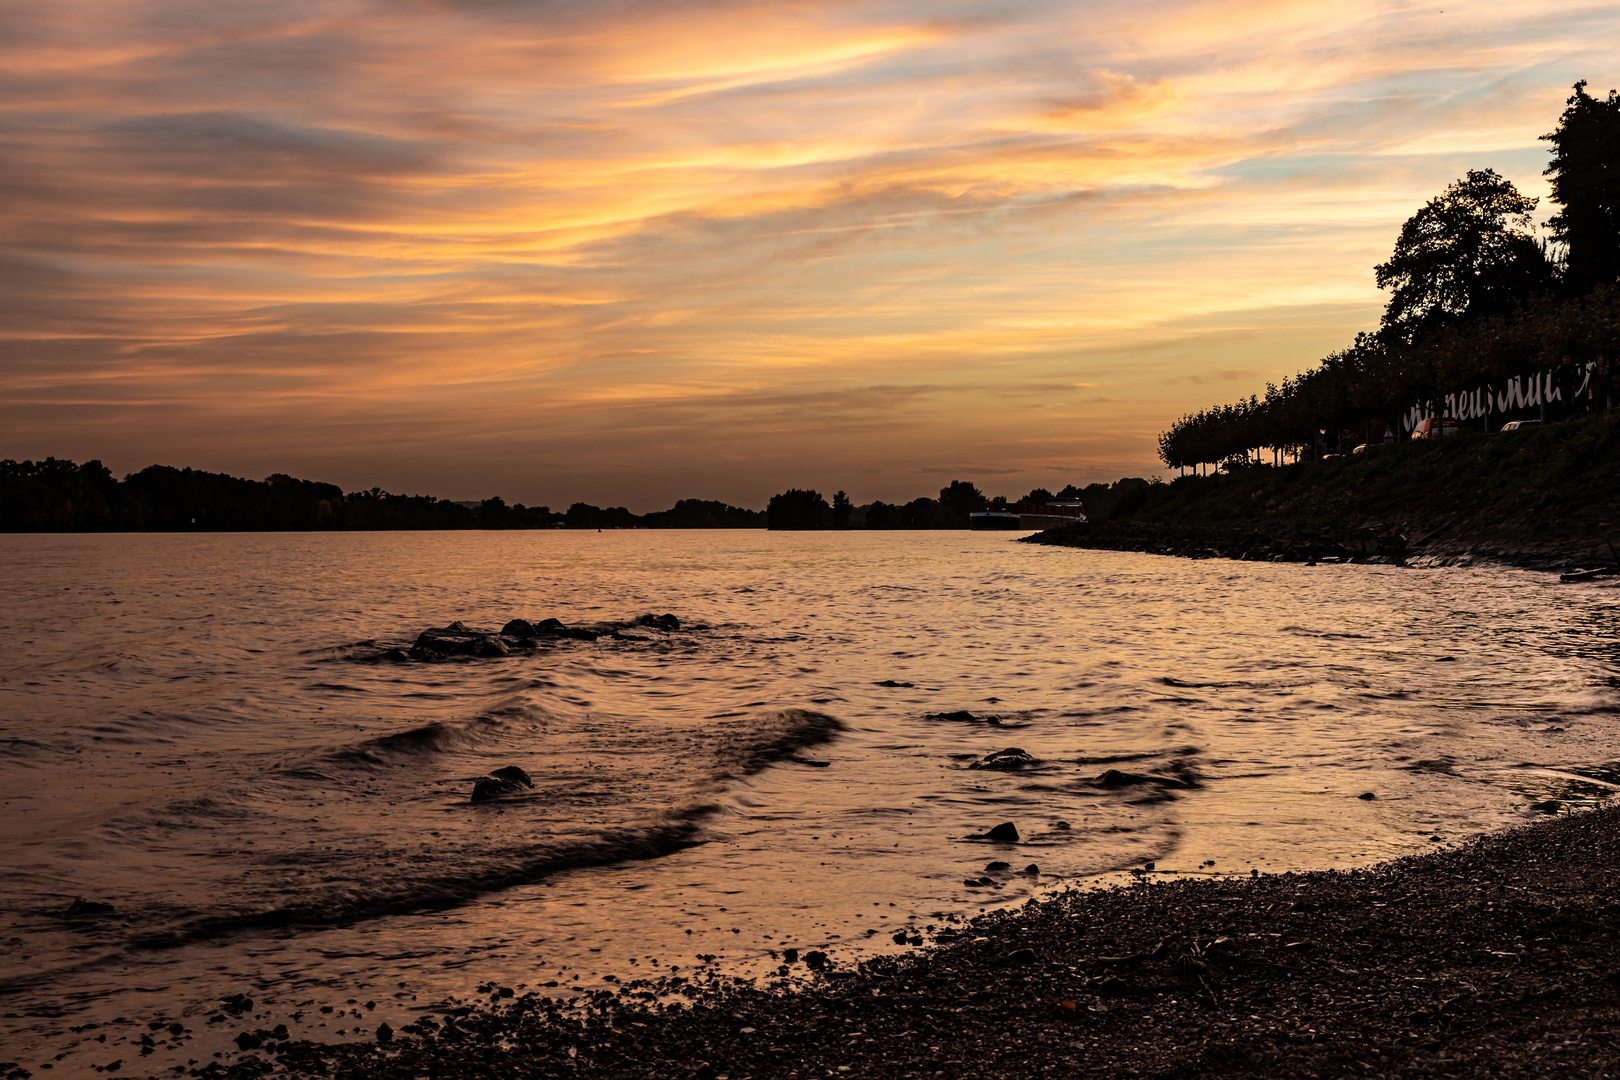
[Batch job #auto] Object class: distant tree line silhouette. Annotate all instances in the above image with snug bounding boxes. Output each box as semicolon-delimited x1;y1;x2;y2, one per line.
0;459;764;532
1159;82;1620;470
764;478;1154;530
2;458;1155;533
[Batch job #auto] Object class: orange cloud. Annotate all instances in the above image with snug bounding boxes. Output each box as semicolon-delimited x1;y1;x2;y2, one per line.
0;0;1614;505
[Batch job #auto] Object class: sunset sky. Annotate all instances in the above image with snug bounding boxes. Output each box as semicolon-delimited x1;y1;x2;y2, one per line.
3;1;1616;509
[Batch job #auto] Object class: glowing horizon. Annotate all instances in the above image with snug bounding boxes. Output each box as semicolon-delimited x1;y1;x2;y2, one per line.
2;0;1615;509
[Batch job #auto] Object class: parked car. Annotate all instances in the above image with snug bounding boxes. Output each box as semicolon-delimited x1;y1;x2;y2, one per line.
1411;417;1459;440
1500;419;1541;431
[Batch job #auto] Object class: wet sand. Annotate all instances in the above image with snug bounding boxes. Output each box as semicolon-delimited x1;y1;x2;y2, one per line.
98;803;1620;1079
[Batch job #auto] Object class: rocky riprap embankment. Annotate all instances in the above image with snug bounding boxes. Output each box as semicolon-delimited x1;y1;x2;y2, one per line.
1023;521;1410;565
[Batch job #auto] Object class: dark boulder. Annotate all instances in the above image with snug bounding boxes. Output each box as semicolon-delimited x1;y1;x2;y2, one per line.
473;636;510;658
61;897;115;918
803;950;828;970
1094;767;1199;790
500;619;537;637
636;613;681;631
471;766;535;803
968;747;1038;771
532;617;600;640
969;822;1019;842
490;765;532;787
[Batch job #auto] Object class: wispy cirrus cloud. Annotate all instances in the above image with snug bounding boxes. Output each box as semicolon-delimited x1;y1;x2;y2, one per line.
1;0;1615;505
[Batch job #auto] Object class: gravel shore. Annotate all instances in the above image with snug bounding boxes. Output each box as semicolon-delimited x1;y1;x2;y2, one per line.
107;805;1620;1080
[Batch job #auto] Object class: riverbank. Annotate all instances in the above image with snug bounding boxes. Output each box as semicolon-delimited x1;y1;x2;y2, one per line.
1031;412;1620;571
86;804;1620;1080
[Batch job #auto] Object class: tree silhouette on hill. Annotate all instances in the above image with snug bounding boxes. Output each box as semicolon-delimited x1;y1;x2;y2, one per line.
1544;81;1620;296
1374;168;1552;343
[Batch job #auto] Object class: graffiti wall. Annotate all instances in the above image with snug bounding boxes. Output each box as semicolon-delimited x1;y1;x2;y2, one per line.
1401;362;1597;433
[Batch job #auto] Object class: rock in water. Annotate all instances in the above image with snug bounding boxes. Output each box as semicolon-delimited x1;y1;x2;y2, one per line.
803;950;828;970
500;619;537;637
969;822;1019;842
968;747;1038;771
473;636;510;658
636;613;681;630
375;1022;393;1044
471;766;535;802
490;765;532;788
62;897;116;918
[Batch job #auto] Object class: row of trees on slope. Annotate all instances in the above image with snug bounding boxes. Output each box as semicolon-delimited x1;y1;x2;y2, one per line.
1159;81;1620;470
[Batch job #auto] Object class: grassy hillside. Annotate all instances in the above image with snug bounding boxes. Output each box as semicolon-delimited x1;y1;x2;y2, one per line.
1056;413;1620;568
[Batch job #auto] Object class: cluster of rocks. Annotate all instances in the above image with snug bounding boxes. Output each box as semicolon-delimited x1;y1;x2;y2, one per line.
964;860;1042;888
406;614;683;660
164;805;1620;1080
1025;521;1410;564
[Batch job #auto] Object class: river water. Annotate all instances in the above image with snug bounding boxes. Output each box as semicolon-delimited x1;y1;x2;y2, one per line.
2;531;1618;1071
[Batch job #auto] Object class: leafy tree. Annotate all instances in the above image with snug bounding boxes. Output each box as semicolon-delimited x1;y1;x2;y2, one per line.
766;488;830;530
1024;487;1054;503
901;497;951;528
1374;169;1552;342
831;490;853;529
863;500;901;529
641;499;764;528
936;480;985;526
1543;80;1620;295
479;496;510;528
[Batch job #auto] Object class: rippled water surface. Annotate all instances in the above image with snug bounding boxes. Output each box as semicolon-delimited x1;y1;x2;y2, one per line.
3;531;1619;1067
